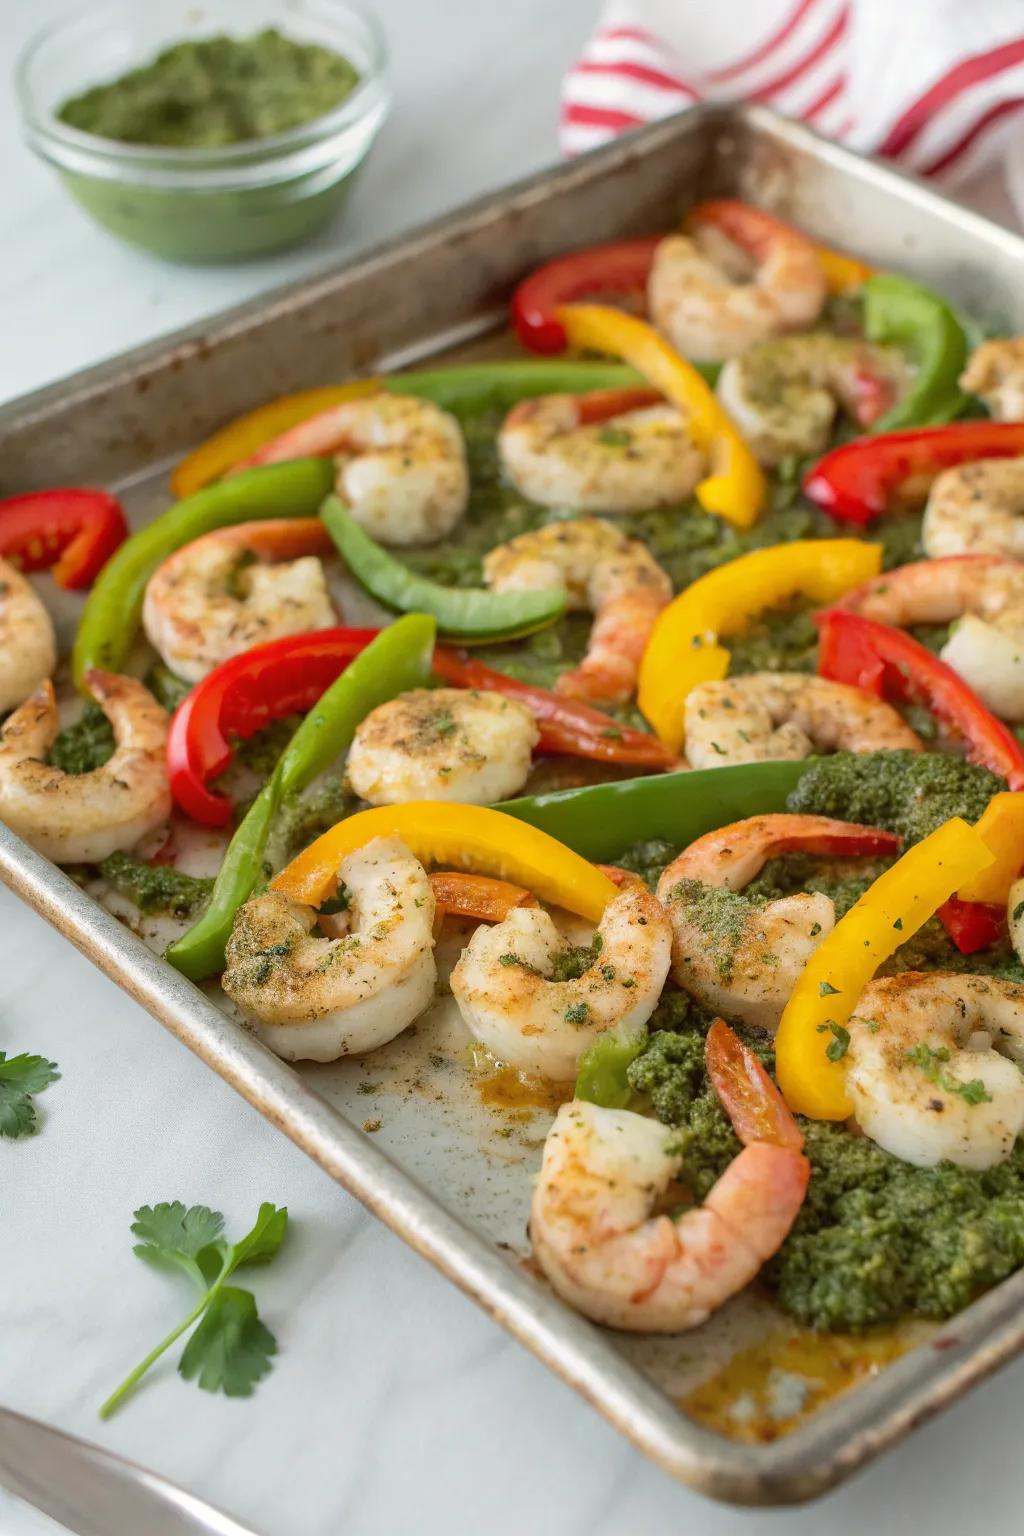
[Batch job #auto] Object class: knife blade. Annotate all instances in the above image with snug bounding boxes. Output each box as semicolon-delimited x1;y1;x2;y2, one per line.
0;1407;265;1536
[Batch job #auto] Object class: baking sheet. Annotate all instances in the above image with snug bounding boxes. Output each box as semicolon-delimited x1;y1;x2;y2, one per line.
4;103;1024;1505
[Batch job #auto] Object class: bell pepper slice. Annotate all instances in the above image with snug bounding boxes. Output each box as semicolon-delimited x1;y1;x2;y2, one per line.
0;488;128;589
861;273;968;432
816;609;1024;788
72;458;336;690
687;199;873;296
554;305;765;528
958;792;1024;903
271;803;618;922
512;238;662;353
803;421;1024;527
936;896;1006;955
637;539;882;752
775;816;995;1119
431;647;679;769
170;381;382;499
321;497;565;642
501;759;810;861
166;616;436;982
172;363;650;496
429;871;538;922
167;626;382;827
574;1024;648;1110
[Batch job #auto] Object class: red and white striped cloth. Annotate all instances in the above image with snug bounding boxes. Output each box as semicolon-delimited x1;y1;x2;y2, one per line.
560;0;1024;185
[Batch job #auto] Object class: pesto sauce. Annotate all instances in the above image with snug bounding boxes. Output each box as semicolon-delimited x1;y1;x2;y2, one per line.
627;1023;1024;1329
57;30;361;148
49;704;114;776
99;852;213;918
786;750;1006;846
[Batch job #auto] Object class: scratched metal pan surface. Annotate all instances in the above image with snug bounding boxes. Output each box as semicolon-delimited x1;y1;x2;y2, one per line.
4;104;1024;1506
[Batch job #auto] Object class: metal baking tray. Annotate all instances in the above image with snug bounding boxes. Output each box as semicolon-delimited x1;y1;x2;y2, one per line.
5;104;1024;1507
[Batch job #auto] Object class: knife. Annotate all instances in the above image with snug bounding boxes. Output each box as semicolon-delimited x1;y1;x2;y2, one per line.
0;1406;265;1536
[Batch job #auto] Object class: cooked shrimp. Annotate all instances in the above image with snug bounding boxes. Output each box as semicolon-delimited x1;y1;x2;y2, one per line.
840;554;1024;720
648;207;826;363
450;882;671;1081
960;338;1024;420
0;558;57;713
0;672;170;864
222;836;436;1062
656;814;898;1031
498;388;704;512
846;973;1024;1170
530;1023;810;1331
347;688;539;806
233;393;469;546
483;518;672;705
684;672;922;769
142;519;335;684
716;335;905;466
922;460;1024;560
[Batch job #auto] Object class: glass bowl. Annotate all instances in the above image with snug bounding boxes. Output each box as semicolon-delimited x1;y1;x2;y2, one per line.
16;0;390;264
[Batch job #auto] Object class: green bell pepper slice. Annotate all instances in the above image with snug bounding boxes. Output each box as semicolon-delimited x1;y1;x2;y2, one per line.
387;361;656;417
499;760;811;861
575;1025;647;1109
166;614;436;982
73;458;336;690
321;496;566;642
863;273;969;432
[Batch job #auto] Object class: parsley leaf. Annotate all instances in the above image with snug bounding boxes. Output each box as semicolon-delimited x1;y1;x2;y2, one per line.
0;1051;60;1138
178;1286;276;1397
99;1200;288;1419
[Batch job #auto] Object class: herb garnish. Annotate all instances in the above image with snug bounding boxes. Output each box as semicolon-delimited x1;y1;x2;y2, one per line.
0;1051;60;1137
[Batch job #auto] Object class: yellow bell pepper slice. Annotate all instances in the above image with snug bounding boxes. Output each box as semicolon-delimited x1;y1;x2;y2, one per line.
637;539;882;753
814;246;875;295
957;792;1024;904
554;304;765;529
170;379;381;499
775;817;995;1120
271;802;617;922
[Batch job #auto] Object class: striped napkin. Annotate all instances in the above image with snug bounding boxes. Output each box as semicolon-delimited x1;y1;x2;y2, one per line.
560;0;1024;185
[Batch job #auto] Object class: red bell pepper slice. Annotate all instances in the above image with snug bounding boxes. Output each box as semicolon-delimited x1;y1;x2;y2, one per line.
803;421;1024;526
168;627;381;826
936;895;1006;955
0;488;128;589
431;647;681;769
816;608;1024;788
512;238;661;354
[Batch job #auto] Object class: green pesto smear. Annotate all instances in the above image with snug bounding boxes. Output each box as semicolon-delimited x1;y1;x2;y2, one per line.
627;1025;1024;1330
57;30;360;148
99;853;213;919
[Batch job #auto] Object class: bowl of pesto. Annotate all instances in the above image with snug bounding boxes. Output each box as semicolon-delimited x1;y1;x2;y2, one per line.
15;0;389;262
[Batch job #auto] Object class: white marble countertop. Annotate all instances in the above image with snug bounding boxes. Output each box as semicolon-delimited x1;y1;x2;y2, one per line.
5;1;1024;1532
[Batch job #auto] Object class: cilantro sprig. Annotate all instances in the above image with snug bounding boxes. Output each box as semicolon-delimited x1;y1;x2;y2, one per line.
0;1051;59;1138
99;1200;288;1419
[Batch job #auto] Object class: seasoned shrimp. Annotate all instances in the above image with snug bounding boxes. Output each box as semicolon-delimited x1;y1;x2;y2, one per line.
483;519;672;705
846;973;1024;1170
684;672;922;769
716;335;905;466
922;460;1024;561
234;393;469;546
840;554;1024;720
222;836;436;1062
530;1022;810;1331
347;687;539;806
142;519;335;683
648;204;826;363
498;388;704;512
960;338;1024;420
0;557;57;713
657;814;898;1031
450;882;671;1081
0;672;170;864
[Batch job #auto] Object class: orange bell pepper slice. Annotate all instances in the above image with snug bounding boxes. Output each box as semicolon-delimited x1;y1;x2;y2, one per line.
429;871;538;922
